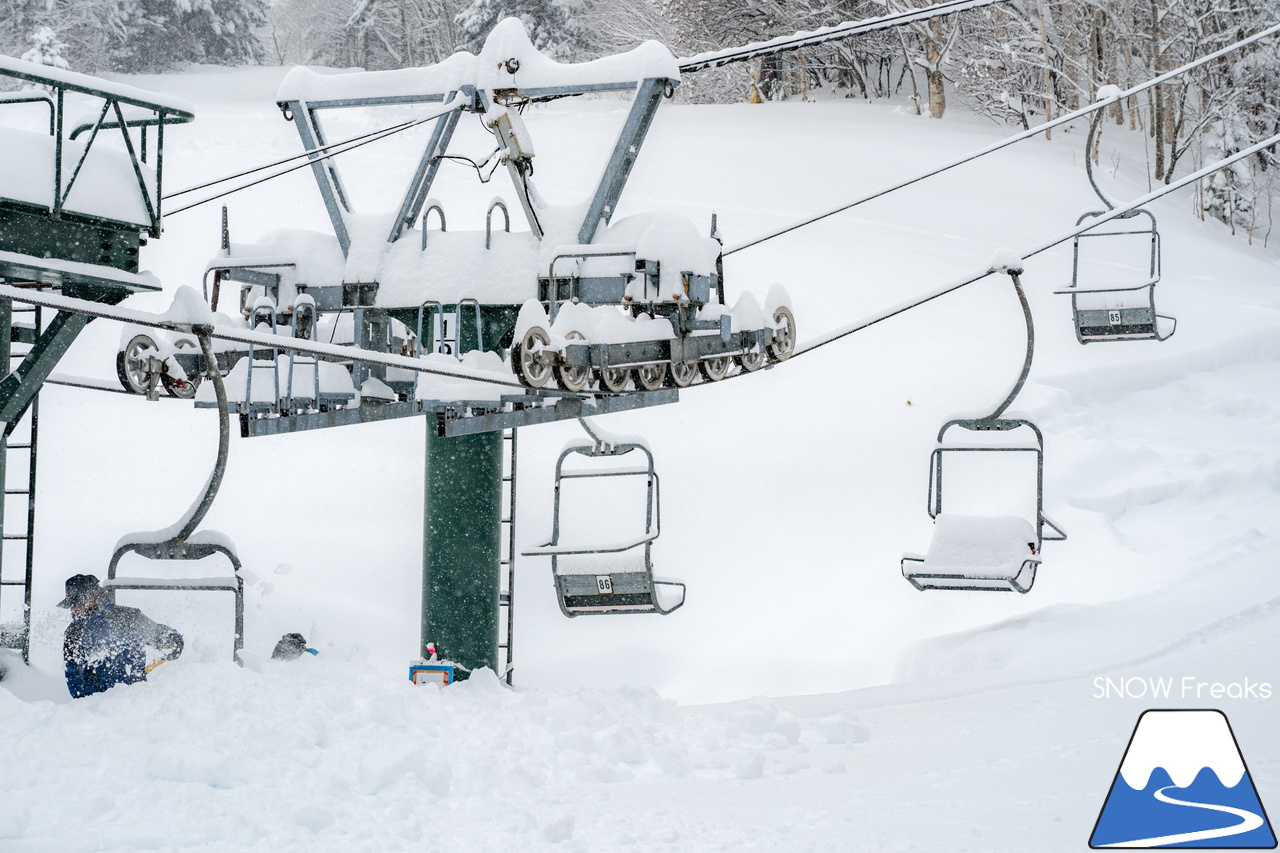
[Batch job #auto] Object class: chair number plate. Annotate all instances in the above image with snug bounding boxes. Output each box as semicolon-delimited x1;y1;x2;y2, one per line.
433;311;459;355
1108;309;1122;325
595;575;614;594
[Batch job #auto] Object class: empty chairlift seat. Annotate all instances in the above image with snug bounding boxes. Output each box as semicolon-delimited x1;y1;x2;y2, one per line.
523;438;685;616
902;418;1066;594
1057;209;1176;343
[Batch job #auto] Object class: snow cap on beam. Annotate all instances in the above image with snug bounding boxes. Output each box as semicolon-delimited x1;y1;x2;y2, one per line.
276;52;478;105
0;54;194;116
276;18;679;105
474;18;679;91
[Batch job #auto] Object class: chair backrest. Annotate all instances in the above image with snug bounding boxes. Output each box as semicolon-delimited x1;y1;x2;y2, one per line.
1072;208;1160;292
550;441;658;553
105;539;244;664
931;418;1045;545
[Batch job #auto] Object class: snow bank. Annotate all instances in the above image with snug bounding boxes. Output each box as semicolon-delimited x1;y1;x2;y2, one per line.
0;656;855;850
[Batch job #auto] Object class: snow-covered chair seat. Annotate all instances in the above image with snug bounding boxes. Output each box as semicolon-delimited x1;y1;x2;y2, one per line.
901;513;1041;594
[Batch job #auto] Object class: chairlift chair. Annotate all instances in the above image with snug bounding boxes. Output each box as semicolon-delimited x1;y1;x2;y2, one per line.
105;333;245;662
523;434;685;616
901;262;1066;593
1058;209;1176;343
1057;109;1176;343
900;417;1067;593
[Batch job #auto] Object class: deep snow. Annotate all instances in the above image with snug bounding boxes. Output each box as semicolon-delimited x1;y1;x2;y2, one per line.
1;64;1278;851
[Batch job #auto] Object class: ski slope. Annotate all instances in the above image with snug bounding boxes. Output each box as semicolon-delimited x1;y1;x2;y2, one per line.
1;65;1278;851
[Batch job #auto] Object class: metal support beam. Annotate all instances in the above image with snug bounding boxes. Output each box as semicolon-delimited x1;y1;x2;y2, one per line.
578;78;670;245
387;94;466;244
288;103;353;255
422;429;502;679
0;299;10;650
0;308;90;435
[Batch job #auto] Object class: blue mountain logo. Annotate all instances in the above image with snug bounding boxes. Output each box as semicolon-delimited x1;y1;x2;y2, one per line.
1091;709;1276;848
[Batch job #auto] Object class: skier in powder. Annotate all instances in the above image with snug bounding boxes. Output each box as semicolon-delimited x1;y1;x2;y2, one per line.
59;573;183;698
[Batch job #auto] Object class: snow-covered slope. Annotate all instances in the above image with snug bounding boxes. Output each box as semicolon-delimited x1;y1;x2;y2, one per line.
1;65;1278;851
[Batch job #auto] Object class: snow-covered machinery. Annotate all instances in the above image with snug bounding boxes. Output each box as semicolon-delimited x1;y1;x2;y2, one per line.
1055;105;1176;343
121;20;795;421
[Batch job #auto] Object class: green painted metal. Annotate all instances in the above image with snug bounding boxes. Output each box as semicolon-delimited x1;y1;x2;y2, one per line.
387;304;520;357
0;288;128;435
421;429;503;679
0;58;193;244
0;206;144;273
0;310;87;434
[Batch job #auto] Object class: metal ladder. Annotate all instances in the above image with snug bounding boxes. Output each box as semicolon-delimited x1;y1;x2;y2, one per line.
0;304;41;662
499;428;518;685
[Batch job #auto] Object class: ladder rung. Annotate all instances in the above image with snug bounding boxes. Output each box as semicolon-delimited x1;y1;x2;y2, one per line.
5;489;30;495
2;534;30;540
0;579;28;585
7;443;31;450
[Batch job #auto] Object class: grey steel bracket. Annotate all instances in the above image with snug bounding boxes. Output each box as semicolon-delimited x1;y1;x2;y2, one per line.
486;198;510;249
577;77;675;245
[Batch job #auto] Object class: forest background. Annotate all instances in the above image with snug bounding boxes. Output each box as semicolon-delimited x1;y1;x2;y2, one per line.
2;0;1277;241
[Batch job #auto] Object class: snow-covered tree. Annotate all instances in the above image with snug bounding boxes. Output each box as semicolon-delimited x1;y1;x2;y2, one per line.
455;0;588;59
21;26;70;70
108;0;268;71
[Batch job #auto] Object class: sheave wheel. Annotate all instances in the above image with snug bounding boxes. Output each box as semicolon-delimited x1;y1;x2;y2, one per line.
516;326;553;389
668;360;698;388
738;347;766;372
700;356;732;381
597;366;631;393
116;333;159;394
634;362;667;391
556;331;591;392
767;305;796;362
162;338;202;399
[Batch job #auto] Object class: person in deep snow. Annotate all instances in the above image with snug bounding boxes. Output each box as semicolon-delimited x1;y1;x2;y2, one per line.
271;632;317;661
59;573;183;698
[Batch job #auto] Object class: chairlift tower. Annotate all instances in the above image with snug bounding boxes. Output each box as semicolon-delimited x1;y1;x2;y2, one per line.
2;1;1045;679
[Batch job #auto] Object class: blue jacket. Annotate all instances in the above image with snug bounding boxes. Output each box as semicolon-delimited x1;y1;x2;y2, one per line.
63;602;183;698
